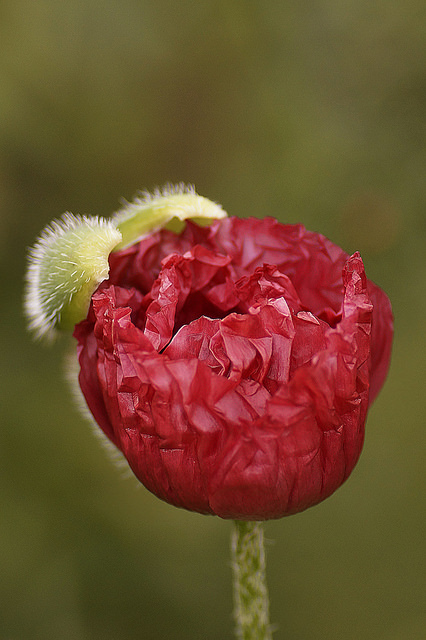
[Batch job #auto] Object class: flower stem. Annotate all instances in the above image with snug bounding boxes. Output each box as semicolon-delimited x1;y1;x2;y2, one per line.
231;521;273;640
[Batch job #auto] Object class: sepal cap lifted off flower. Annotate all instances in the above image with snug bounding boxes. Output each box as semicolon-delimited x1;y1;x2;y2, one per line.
24;184;226;341
113;183;227;250
24;214;122;341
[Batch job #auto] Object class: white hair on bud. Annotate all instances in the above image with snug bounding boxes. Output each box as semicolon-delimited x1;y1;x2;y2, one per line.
112;183;227;249
141;182;197;200
24;213;121;342
116;182;196;212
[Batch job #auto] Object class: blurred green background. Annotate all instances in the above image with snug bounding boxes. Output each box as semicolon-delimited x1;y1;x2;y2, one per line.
1;1;425;638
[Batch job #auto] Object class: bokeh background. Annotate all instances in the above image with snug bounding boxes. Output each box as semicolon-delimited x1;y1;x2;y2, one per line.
1;1;425;638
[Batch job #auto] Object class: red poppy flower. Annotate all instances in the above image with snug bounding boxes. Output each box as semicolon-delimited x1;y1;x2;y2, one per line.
74;217;393;519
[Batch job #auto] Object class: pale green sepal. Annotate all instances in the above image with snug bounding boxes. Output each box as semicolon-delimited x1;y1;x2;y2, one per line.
113;183;227;250
24;214;122;341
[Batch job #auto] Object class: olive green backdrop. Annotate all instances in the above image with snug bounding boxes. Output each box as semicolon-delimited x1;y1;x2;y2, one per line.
0;1;424;638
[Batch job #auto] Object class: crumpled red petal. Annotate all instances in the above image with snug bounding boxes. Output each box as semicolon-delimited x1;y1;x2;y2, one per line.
74;218;393;519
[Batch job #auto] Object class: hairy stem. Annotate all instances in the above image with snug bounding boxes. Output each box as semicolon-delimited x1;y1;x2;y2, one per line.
231;521;273;640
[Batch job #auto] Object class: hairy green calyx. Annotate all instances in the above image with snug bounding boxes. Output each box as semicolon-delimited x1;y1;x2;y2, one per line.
25;214;122;341
24;184;228;340
114;184;227;250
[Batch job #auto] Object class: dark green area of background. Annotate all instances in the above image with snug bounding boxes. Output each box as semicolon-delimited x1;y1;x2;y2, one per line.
1;1;425;638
